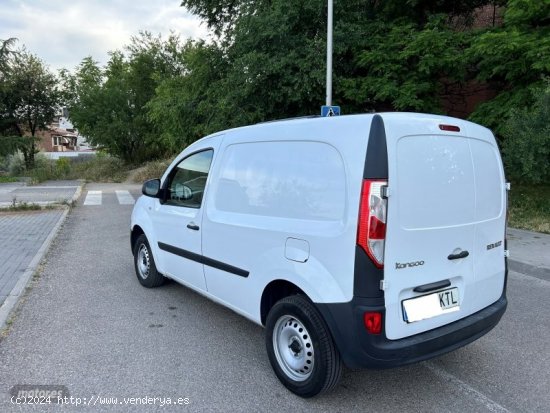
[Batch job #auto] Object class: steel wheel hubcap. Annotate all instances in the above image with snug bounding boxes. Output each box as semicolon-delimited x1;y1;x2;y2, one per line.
137;244;150;279
273;315;314;381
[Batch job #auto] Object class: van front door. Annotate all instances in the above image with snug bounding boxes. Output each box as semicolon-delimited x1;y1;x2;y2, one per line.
151;149;214;291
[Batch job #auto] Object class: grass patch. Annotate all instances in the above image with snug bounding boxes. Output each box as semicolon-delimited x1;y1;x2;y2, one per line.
0;176;19;183
130;158;172;183
17;155;131;183
6;200;42;211
0;195;68;212
508;184;550;234
8;154;169;184
68;157;130;182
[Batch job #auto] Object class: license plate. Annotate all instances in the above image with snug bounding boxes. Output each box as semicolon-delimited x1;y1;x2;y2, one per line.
402;287;460;323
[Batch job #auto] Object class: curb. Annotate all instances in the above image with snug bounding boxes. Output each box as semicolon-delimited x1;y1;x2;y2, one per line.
0;208;70;330
71;181;84;204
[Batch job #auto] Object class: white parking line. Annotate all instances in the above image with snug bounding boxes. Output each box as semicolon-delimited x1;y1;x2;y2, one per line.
83;191;102;206
115;190;135;205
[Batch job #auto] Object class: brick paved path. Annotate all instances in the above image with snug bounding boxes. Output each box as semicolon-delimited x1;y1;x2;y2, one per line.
0;210;64;307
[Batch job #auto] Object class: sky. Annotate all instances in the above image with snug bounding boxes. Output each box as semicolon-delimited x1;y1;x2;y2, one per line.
0;0;209;71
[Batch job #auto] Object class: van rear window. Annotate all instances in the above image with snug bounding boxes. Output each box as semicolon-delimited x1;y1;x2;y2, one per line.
213;141;346;221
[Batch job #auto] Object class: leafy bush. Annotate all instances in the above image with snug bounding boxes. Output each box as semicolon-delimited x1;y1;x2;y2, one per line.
0;155;8;173
7;153;25;176
467;0;550;136
56;157;71;175
508;185;550;234
0;175;18;183
5;154;129;183
69;156;129;182
27;154;62;183
502;84;550;184
130;159;172;183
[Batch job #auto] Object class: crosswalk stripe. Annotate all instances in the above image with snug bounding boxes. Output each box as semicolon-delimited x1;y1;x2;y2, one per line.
83;190;102;205
115;190;135;205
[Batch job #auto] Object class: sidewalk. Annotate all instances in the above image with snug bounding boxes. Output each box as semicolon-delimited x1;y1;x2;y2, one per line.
507;228;550;280
0;180;82;208
0;180;83;329
0;209;68;328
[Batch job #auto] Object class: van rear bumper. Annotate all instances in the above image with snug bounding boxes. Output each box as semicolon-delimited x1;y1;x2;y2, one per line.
315;292;507;369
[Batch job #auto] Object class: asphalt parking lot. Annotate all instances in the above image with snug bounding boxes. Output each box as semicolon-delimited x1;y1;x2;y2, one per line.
0;183;548;412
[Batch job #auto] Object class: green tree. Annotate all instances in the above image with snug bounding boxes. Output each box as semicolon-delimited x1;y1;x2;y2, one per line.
0;48;59;168
501;83;550;184
220;0;327;122
468;0;550;135
67;33;185;163
180;0;491;37
343;16;471;113
0;38;25;158
147;40;228;150
0;38;17;77
337;0;502;113
180;0;254;37
175;0;494;124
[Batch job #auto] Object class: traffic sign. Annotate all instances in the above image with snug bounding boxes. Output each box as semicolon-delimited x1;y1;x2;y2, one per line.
321;105;341;117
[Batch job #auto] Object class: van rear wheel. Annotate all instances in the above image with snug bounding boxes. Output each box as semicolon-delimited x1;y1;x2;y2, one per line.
265;295;342;397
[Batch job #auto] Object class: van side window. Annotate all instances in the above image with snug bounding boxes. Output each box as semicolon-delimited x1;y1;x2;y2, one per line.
165;149;213;208
214;142;346;221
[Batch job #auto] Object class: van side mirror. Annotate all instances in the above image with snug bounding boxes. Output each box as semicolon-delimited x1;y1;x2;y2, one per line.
142;179;161;198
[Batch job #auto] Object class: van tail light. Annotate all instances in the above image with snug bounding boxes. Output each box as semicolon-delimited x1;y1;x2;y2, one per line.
363;311;382;335
357;179;388;268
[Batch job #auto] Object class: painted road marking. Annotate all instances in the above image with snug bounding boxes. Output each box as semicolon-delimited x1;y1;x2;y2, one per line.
115;190;135;205
83;191;102;206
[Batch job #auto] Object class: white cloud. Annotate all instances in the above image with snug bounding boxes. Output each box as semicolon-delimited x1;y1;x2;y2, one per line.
0;0;209;71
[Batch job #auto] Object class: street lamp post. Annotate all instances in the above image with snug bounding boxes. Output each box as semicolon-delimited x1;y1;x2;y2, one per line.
326;0;333;107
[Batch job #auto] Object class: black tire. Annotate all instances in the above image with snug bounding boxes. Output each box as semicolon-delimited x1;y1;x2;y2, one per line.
133;234;165;288
265;295;342;398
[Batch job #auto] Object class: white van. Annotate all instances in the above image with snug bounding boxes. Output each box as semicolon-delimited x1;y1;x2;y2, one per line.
130;113;508;397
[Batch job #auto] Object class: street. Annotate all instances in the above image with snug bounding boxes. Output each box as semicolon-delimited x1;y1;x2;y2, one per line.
0;183;549;412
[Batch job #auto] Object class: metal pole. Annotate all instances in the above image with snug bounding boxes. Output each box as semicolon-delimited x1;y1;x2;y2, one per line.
326;0;333;107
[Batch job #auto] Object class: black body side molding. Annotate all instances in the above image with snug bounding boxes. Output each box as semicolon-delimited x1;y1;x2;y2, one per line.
158;242;249;278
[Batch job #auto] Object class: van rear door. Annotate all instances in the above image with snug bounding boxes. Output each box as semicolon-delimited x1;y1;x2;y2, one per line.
381;114;506;340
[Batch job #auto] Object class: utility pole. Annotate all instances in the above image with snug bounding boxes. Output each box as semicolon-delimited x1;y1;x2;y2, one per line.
326;0;333;107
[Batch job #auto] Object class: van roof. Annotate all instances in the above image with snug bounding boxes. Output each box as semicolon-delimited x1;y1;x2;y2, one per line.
257;115;321;124
198;112;492;144
201;113;376;140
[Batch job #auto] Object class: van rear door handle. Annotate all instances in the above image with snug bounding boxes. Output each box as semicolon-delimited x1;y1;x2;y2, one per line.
448;250;469;260
187;223;200;231
414;279;451;293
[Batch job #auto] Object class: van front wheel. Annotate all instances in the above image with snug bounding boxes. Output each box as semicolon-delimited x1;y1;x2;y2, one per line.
265;295;342;397
133;234;165;288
